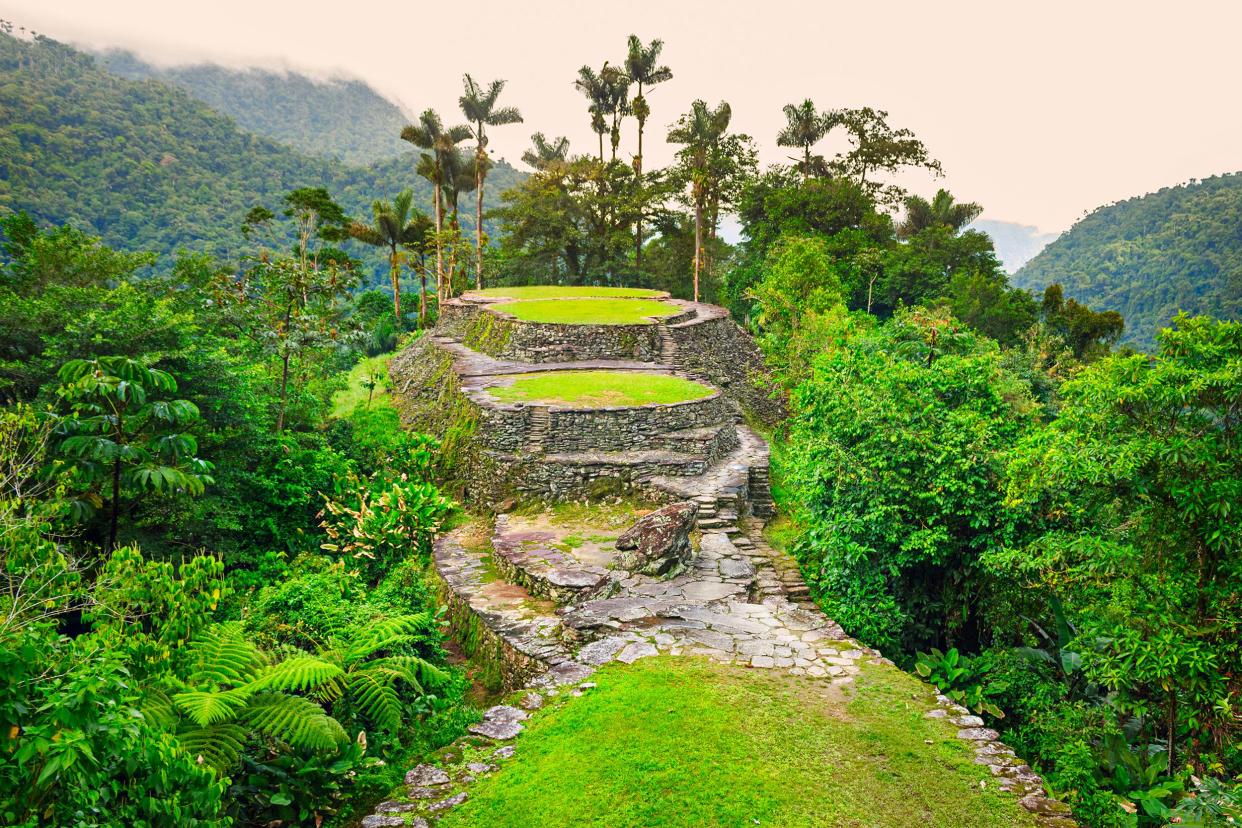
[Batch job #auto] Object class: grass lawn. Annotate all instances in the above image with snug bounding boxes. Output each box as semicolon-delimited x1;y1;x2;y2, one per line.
473;286;666;300
497;297;680;325
330;353;393;418
488;370;713;408
438;657;1039;828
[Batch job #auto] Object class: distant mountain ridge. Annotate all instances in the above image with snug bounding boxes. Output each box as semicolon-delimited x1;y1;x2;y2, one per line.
0;32;523;274
971;219;1059;273
96;49;412;165
1013;174;1242;348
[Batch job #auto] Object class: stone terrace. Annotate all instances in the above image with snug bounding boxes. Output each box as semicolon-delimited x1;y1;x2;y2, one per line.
371;290;1076;828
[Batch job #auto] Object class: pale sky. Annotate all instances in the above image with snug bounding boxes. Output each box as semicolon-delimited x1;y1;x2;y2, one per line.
4;0;1240;232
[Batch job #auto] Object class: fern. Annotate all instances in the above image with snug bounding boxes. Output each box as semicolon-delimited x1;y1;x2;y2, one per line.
177;722;248;773
186;623;265;686
248;656;344;694
341;613;433;663
245;692;347;753
140;687;178;730
346;669;404;732
369;655;450;692
173;687;252;727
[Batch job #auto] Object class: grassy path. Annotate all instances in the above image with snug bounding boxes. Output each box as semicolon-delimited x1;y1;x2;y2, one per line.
438;657;1040;828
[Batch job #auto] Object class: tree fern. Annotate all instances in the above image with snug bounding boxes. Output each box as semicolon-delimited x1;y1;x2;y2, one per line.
174;687;253;727
140;687;179;730
340;613;434;663
346;669;404;732
249;655;344;694
245;692;348;753
185;623;265;686
176;722;248;773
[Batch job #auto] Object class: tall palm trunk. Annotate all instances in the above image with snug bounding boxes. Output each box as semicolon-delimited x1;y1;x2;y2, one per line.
418;255;427;328
389;246;402;323
475;154;485;290
635;92;645;268
693;196;703;304
432;181;444;304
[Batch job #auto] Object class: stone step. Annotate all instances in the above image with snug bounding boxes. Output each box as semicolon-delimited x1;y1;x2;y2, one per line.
492;522;615;607
432;528;571;692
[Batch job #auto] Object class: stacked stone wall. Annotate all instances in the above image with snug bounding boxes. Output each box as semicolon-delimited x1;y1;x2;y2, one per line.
668;315;786;424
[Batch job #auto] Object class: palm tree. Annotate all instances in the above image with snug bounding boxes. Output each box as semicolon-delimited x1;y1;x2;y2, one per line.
441;146;480;299
347;190;428;324
624;35;672;267
400;110;471;304
571;66;611;161
897;189;983;238
521;132;570;170
459;75;523;291
777;99;836;182
599;62;630;162
403;211;434;328
668;99;732;303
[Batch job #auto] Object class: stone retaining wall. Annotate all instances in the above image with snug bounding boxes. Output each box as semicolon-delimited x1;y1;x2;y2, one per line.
541;394;730;453
463;389;733;455
668;313;786;424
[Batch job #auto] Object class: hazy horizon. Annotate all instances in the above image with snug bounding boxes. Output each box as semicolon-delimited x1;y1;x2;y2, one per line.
3;0;1240;233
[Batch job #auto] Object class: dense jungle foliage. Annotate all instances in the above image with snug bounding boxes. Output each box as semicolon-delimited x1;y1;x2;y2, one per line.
1015;173;1242;349
97;50;414;165
1;22;1238;828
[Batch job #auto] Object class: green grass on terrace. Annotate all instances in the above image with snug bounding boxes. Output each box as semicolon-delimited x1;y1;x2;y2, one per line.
488;370;713;408
496;297;679;325
438;657;1040;828
472;285;666;300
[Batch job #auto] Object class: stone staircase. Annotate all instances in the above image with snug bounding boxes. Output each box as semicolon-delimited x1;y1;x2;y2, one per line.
524;406;551;455
656;324;679;369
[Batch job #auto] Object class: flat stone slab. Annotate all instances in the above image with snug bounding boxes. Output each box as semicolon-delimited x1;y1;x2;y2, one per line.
404;764;449;787
469;719;523;740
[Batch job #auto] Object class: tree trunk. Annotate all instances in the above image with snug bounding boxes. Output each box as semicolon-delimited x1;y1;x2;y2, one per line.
108;455;121;551
635;109;644;268
475;147;486;291
693;199;703;303
390;248;401;323
276;300;293;433
418;256;427;329
433;178;444;305
598;131;604;163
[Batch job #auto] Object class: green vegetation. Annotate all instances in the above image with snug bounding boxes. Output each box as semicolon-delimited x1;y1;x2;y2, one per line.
0;31;522;278
3;19;1240;828
331;353;394;418
497;297;679;324
489;370;712;407
96;49;414;165
474;285;666;299
440;657;1039;828
1014;173;1242;348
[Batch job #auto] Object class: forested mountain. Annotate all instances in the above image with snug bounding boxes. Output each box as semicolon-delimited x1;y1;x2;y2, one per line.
971;218;1058;273
0;32;522;267
96;49;412;164
1013;173;1242;347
